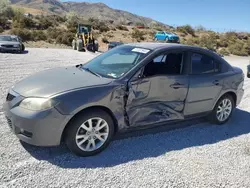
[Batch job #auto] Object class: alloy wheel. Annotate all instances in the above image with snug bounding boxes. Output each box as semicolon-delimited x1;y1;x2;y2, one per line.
216;98;232;122
75;117;109;152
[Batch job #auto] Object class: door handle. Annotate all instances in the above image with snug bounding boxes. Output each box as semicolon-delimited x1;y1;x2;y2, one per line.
170;83;186;89
213;80;219;85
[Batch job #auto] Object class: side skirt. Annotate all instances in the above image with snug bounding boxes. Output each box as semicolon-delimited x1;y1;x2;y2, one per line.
114;111;211;140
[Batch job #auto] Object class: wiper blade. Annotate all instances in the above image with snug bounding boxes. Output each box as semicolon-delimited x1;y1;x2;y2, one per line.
77;65;102;78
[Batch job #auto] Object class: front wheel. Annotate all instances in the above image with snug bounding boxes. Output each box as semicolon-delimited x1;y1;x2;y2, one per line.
208;94;234;125
21;44;25;52
65;109;115;157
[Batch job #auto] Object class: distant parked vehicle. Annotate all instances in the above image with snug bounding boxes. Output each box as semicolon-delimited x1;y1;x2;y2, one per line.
0;35;25;53
154;31;180;43
108;41;123;50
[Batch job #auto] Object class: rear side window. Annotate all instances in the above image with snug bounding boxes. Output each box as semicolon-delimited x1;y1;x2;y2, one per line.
191;53;219;74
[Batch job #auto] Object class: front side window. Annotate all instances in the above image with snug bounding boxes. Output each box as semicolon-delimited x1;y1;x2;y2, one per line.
83;45;151;78
191;53;219;74
143;52;183;77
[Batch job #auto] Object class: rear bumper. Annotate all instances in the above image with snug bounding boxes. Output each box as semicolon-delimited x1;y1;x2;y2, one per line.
236;88;244;106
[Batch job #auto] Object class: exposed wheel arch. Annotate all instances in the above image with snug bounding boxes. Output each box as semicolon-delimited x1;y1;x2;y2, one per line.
213;91;237;110
61;106;118;143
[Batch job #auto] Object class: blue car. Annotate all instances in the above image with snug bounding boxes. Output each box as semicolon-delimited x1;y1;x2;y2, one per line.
154;31;180;43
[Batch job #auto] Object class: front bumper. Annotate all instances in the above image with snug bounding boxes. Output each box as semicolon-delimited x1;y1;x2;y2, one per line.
0;46;21;52
3;95;71;146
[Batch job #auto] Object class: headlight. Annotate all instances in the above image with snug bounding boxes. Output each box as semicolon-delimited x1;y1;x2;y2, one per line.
19;98;58;111
13;44;20;48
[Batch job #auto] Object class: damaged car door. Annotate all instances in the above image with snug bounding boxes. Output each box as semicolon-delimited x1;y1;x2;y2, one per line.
125;50;189;127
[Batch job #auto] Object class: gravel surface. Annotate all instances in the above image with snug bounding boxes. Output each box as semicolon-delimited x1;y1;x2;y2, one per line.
0;48;250;188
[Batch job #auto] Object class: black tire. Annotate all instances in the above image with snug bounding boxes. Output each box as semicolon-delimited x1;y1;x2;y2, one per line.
21;44;25;52
65;109;115;157
208;94;235;125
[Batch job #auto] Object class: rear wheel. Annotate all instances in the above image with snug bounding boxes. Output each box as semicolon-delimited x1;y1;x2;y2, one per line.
65;109;115;157
208;94;234;124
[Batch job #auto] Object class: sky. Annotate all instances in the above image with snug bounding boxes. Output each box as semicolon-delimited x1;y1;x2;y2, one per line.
61;0;250;32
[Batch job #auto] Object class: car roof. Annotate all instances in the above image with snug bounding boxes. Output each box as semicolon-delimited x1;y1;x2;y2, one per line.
125;42;219;54
125;42;195;50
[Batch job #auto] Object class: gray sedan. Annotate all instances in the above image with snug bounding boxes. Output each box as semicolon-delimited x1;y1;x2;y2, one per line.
4;43;245;157
0;35;25;53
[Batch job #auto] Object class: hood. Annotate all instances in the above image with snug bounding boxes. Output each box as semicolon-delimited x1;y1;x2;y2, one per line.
12;66;113;97
0;41;20;45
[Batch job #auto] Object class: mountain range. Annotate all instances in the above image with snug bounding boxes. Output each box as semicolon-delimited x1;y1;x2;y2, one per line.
10;0;170;28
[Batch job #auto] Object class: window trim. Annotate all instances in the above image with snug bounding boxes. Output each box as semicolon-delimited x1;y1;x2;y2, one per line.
189;51;221;75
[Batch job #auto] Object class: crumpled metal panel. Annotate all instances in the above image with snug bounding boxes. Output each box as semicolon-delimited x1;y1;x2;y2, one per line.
126;101;184;127
125;77;186;127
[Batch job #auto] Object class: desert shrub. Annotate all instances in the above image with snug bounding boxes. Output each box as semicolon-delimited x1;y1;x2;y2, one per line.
236;32;248;40
183;37;200;46
31;30;47;41
0;0;14;18
224;32;238;43
105;32;114;38
153;27;163;31
56;32;75;46
177;25;195;36
196;25;206;32
47;27;67;40
246;39;250;55
217;36;229;48
66;12;79;32
0;26;4;33
131;29;145;42
219;48;230;56
11;28;32;41
228;41;248;56
95;22;110;32
12;11;35;29
116;25;129;31
102;37;109;43
36;16;53;30
199;34;217;51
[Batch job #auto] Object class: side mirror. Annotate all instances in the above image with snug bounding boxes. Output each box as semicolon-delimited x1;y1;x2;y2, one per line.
131;68;144;81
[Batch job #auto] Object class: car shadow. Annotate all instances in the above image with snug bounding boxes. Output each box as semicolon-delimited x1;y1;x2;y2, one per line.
21;108;250;168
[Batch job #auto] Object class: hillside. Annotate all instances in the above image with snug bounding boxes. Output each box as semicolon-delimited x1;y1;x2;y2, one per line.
10;0;170;28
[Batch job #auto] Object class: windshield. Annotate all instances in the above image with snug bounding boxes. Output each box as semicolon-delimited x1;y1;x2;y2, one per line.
0;36;18;42
83;45;151;78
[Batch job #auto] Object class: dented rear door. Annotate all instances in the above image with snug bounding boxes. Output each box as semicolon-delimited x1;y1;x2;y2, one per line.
126;75;189;127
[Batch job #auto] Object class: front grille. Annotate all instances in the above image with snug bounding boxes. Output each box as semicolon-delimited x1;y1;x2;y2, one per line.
6;117;13;129
1;44;14;48
6;93;16;101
